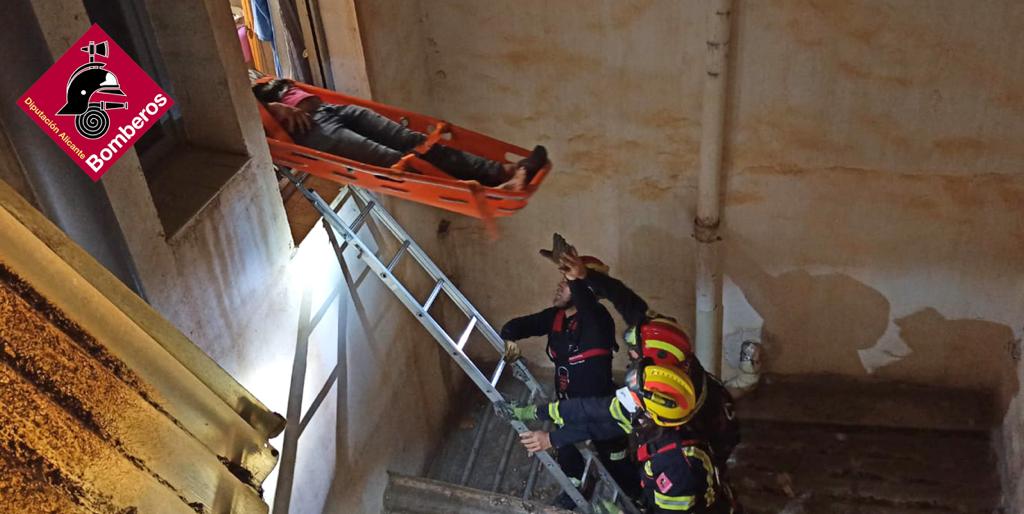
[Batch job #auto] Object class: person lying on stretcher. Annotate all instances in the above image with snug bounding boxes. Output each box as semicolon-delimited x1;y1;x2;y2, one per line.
252;78;547;191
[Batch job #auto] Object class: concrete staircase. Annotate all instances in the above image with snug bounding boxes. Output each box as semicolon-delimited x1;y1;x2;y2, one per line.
421;379;569;504
732;420;1000;513
385;373;1005;513
732;375;1003;514
381;377;576;513
382;473;570;514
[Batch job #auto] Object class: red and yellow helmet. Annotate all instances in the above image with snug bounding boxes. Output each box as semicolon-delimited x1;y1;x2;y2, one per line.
623;314;693;367
626;360;703;427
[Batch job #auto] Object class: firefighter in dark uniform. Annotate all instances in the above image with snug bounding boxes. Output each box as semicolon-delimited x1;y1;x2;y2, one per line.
512;360;740;514
558;251;740;470
500;254;639;506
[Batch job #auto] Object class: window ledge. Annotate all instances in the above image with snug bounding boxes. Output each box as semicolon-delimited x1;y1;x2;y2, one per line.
145;144;250;239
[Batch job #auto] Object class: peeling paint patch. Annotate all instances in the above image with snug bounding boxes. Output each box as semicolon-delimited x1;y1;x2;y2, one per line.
931;136;989;158
726;190;765;206
628;177;676;201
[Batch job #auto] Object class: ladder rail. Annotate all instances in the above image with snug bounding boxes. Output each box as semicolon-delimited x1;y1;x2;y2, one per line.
346;187;545;399
280;169;637;513
303;183;501;400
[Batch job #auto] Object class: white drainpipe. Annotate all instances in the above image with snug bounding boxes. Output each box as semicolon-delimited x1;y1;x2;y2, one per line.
694;0;734;376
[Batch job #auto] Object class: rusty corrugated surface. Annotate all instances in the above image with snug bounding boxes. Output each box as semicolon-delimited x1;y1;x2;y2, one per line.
0;180;280;513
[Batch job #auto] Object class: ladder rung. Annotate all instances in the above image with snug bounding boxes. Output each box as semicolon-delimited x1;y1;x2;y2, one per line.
489;359;506;388
455;316;477;352
330;189;352;213
422;280;444;312
386;240;411;273
349;201;375;232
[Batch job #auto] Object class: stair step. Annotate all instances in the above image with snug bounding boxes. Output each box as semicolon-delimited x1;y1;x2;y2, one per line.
383;472;571;514
739;489;994;514
736;374;995;431
730;420;1001;514
427;378;562;499
734;421;997;486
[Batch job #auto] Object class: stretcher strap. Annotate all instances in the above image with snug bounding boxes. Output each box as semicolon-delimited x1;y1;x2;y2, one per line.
467;182;499;240
413;122;449;155
390;154;450;179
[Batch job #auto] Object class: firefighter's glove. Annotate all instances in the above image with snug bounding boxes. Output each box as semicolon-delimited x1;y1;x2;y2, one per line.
594;500;625;514
503;341;521;363
511;403;538;422
539;232;572;265
493;402;538;423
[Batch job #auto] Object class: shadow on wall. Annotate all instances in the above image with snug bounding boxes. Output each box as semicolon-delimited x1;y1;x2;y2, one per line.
724;235;1021;416
723;236;890;376
882;307;1020;414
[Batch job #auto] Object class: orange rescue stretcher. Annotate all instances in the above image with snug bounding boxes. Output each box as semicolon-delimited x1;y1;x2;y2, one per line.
257;79;551;234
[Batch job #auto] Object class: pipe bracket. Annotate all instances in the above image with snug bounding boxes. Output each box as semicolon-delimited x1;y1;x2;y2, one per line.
693;217;721;243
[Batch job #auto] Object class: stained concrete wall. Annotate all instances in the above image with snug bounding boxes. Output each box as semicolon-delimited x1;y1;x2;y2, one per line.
318;0;372;98
723;0;1023;396
352;0;1024;510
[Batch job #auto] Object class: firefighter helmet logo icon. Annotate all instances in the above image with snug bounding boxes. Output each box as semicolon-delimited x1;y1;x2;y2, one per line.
56;40;128;139
18;24;173;180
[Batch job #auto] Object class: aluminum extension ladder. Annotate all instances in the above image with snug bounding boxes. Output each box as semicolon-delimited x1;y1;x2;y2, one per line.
278;168;639;514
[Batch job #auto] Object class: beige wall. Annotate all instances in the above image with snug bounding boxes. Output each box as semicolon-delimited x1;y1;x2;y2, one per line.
353;0;1024;509
371;0;1024;404
724;0;1022;391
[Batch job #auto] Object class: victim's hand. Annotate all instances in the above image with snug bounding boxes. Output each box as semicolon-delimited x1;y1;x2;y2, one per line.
519;430;552;453
267;102;313;134
560;248;587;281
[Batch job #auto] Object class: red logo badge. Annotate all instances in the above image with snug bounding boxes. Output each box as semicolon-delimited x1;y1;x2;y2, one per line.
17;24;173;181
656;472;674;493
